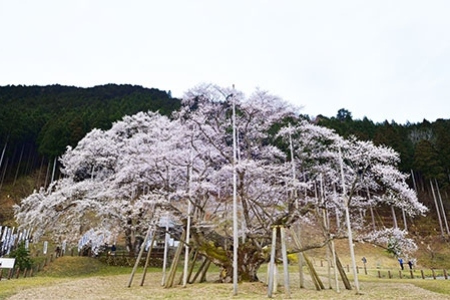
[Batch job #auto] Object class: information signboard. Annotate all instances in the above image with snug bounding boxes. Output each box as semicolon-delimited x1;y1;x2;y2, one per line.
0;258;15;269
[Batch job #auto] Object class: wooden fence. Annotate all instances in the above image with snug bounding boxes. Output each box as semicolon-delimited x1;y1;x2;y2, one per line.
0;252;57;280
317;259;449;280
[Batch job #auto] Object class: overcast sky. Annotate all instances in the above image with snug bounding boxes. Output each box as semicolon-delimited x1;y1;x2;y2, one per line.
1;1;449;124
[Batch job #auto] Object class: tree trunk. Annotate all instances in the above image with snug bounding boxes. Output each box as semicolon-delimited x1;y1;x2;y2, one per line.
191;227;265;282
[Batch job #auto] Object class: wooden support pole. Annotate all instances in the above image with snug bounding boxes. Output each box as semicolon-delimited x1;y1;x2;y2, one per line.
140;229;157;286
190;257;208;284
186;250;199;284
430;180;445;238
199;260;211;283
165;229;187;288
304;252;325;290
280;226;290;298
292;225;304;289
268;226;277;298
128;225;153;288
298;253;304;289
178;248;196;286
335;255;352;290
329;240;340;292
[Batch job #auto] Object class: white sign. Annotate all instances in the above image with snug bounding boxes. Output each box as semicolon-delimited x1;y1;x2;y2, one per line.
0;258;15;269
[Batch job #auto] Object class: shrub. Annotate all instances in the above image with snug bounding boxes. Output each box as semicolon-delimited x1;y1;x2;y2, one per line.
9;241;33;270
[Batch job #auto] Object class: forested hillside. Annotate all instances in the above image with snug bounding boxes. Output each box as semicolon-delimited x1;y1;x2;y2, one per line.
0;85;449;230
315;109;450;191
0;84;180;223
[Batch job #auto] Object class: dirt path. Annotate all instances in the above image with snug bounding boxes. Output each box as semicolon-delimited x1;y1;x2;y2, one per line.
6;273;450;300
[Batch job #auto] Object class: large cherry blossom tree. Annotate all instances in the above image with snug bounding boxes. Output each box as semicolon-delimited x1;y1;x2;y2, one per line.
15;84;427;282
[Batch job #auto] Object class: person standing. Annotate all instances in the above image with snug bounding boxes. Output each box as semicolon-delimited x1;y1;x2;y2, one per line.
408;260;413;270
398;258;404;270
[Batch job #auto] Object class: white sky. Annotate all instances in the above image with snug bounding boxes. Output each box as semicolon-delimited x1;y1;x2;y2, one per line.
1;0;449;124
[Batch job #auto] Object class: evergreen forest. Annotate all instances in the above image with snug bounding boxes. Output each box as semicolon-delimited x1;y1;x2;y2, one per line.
0;84;449;229
0;84;179;223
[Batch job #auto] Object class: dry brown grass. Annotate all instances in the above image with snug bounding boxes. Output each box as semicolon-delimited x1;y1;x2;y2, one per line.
4;271;450;300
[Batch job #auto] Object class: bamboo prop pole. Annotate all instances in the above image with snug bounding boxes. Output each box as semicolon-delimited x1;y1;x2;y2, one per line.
44;157;51;187
305;252;324;290
189;256;209;284
161;215;170;286
435;179;450;236
319;174;333;290
295;224;305;289
288;125;305;290
298;253;304;288
12;144;24;186
391;206;398;229
164;229;187;288
365;187;376;231
183;158;193;288
178;247;197;286
410;169;418;192
140;229;157;286
186;250;199;284
329;240;340;292
291;225;324;290
339;147;360;294
127;225;153;288
50;156;57;183
402;209;408;231
430;179;444;238
333;184;341;230
325;207;339;292
0;157;8;192
268;226;277;298
280;226;291;298
199;259;211;283
36;156;44;188
182;216;191;287
326;242;332;289
335;254;352;290
0;140;7;171
231;90;239;296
